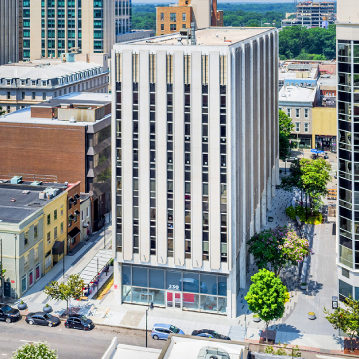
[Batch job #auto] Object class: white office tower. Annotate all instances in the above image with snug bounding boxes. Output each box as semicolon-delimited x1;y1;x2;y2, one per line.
337;1;359;302
111;27;279;317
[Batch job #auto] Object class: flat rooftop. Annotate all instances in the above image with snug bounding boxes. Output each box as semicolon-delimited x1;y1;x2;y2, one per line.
0;182;67;224
161;336;245;359
116;27;274;47
0;59;104;81
279;85;317;104
0;92;111;126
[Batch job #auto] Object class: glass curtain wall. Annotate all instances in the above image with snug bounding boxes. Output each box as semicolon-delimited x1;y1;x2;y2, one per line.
338;39;359;301
122;264;227;314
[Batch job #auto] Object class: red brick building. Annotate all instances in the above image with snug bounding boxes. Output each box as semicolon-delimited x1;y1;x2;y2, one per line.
0;93;111;230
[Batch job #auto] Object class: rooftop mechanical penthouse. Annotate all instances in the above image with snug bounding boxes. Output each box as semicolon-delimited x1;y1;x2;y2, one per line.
111;27;279;317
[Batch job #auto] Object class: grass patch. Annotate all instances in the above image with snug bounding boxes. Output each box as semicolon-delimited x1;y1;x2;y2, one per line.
286;205;322;225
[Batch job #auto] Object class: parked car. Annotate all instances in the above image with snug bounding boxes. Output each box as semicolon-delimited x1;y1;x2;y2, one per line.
192;329;231;340
286;156;297;163
0;304;21;323
151;323;184;340
65;314;94;331
25;312;60;327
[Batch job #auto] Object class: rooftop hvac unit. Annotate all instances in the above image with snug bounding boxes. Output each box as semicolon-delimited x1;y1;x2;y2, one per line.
10;176;22;184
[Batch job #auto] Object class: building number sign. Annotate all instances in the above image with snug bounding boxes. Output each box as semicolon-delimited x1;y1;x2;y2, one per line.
168;284;179;290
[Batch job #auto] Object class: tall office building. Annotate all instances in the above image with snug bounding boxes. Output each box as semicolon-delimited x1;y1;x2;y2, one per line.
337;0;359;302
115;0;132;37
156;0;223;36
111;27;279;317
0;0;22;65
23;0;115;60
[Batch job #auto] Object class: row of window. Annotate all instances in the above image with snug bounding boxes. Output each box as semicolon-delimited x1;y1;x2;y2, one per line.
159;12;187;22
280;107;309;119
294;122;310;133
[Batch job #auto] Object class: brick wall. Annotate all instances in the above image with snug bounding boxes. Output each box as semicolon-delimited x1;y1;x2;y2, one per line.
0;122;86;192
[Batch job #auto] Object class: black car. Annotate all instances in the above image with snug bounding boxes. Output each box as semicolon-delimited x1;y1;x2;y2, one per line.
65;314;94;331
0;304;21;323
25;312;60;327
192;329;231;340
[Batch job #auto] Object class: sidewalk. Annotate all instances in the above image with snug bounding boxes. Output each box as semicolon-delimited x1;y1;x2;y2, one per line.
20;224;112;312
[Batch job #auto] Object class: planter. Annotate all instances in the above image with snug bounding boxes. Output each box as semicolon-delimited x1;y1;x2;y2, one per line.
307;312;316;320
253;315;261;323
17;302;27;311
300;283;308;290
43;305;53;313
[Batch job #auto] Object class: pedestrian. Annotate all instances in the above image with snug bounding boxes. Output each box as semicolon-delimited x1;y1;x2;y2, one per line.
105;264;109;276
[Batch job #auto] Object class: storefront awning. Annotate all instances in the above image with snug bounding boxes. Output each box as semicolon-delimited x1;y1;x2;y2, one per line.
68;226;80;239
52;240;64;255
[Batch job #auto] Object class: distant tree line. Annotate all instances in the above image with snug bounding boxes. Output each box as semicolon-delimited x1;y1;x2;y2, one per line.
279;25;336;60
131;3;336;61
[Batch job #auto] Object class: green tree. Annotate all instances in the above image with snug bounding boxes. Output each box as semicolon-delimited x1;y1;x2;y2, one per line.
300;158;331;213
245;269;289;342
248;226;310;276
324;297;359;352
279;110;294;161
12;342;57;359
44;274;84;314
282;158;331;216
0;106;5;115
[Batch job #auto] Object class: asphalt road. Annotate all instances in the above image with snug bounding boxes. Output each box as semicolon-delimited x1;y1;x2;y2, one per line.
0;319;165;359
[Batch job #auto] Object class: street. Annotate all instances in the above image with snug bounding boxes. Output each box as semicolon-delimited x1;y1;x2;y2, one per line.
0;319;165;359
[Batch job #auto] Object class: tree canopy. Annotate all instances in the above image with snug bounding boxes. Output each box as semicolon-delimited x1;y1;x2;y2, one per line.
248;226;310;275
279;110;294;160
245;269;289;341
324;297;359;352
12;342;57;359
44;274;84;313
279;25;336;60
282;158;331;213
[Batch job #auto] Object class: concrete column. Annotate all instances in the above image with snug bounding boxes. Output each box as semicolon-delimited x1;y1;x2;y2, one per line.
239;44;247;289
156;51;168;265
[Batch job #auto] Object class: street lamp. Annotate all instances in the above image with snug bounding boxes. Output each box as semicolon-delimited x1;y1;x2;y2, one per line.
145;302;154;348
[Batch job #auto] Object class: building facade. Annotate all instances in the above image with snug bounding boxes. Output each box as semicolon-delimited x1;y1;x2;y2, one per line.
23;0;115;60
0;93;111;231
279;85;317;149
115;0;132;37
43;189;68;274
112;28;279;317
0;0;22;65
0;180;74;298
0;59;109;114
337;0;359;302
156;0;223;36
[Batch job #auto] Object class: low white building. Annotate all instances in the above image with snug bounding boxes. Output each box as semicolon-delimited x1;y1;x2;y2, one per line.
279;84;318;149
0;59;109;113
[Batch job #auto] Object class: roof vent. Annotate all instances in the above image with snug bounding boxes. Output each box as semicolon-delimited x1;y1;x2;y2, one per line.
10;176;22;184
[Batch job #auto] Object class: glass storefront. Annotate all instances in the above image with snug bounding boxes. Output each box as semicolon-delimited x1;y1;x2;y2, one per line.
121;264;227;315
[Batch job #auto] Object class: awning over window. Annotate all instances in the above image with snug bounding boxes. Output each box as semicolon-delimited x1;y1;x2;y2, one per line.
52;240;64;255
68;226;80;239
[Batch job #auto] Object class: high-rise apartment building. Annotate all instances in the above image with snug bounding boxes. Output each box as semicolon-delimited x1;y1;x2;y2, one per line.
23;0;115;60
282;1;336;29
0;0;22;65
111;28;278;317
115;0;132;37
156;0;223;36
337;0;359;302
